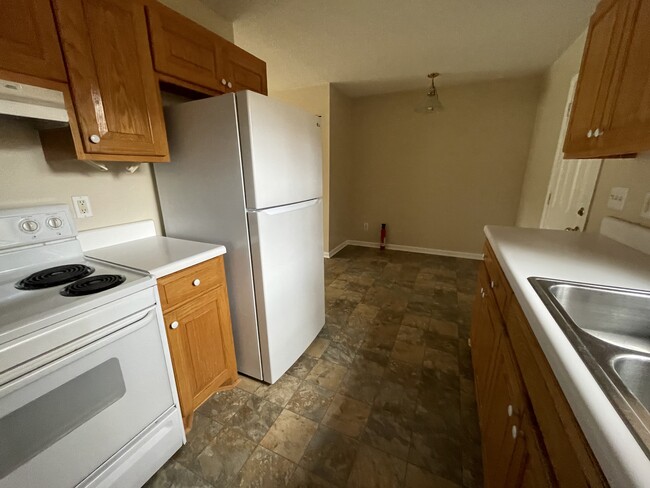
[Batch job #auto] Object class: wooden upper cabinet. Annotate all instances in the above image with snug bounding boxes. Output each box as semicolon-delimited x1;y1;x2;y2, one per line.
564;0;650;158
224;43;268;95
598;0;650;155
146;2;227;94
0;0;67;82
52;0;169;161
564;0;629;156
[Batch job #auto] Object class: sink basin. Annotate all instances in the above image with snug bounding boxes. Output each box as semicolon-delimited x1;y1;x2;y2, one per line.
612;355;650;412
529;277;650;457
548;282;650;354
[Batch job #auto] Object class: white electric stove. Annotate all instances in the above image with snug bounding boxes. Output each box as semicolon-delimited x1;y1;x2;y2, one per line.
0;205;184;488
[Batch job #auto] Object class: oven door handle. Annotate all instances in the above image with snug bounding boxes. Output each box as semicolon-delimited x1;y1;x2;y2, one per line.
0;306;158;392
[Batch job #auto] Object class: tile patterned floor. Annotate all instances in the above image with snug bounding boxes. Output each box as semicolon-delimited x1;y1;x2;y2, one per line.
145;246;483;488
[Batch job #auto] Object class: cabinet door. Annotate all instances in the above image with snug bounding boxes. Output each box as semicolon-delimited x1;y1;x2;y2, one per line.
470;263;502;414
563;0;630;156
165;286;238;424
146;3;228;93
52;0;169;160
225;44;268;95
507;410;555;487
481;338;525;488
0;0;66;81
598;0;650;155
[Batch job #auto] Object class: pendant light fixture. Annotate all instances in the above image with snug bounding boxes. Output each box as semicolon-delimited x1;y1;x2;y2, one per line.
415;72;443;113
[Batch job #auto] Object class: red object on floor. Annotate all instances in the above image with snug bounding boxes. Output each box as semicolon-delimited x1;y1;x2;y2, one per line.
380;223;387;250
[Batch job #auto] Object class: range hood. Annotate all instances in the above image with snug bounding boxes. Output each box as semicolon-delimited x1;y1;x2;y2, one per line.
0;79;68;122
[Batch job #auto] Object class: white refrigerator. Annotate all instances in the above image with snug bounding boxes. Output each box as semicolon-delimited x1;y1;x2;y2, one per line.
154;91;325;384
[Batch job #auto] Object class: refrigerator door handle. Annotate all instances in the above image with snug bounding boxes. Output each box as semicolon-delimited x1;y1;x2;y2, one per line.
249;199;320;216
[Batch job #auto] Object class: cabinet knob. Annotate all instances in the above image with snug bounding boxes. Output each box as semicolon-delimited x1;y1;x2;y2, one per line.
512;425;518;439
507;404;513;417
89;134;101;144
490;280;495;289
221;78;227;85
170;321;179;330
587;129;593;138
192;279;201;287
227;81;233;89
480;287;485;298
593;128;600;137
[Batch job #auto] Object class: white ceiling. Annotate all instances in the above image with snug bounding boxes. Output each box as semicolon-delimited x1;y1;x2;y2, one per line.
203;0;597;97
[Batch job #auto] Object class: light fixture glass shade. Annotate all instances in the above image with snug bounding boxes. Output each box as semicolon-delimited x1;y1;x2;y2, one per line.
415;91;444;113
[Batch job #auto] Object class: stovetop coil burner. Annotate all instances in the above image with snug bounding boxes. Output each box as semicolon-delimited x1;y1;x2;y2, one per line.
60;274;126;297
15;264;95;290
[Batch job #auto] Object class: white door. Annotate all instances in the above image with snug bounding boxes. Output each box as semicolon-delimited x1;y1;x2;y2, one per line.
247;199;325;383
237;91;323;209
541;75;602;231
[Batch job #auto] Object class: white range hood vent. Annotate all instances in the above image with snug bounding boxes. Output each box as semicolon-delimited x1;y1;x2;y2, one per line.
0;79;69;122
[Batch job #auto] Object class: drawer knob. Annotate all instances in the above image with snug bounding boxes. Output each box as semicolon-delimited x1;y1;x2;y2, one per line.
170;321;179;330
512;425;518;439
221;78;227;85
507;404;513;417
227;81;233;89
192;279;201;287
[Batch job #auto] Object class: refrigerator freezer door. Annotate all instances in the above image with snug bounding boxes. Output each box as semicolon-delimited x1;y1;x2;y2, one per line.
237;91;323;210
247;199;325;383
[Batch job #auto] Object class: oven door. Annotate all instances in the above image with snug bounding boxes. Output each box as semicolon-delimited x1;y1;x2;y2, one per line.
0;307;174;488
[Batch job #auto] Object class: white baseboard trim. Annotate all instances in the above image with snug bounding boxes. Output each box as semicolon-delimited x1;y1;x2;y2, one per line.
324;240;483;260
324;240;349;258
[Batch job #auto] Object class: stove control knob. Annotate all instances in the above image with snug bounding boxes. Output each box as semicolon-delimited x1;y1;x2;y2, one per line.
46;217;63;229
20;219;39;233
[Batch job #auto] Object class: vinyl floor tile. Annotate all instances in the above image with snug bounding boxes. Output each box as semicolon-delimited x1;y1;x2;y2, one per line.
145;247;483;487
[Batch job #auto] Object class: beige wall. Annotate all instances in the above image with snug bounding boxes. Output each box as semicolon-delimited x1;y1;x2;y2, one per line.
270;84;331;251
0;4;233;233
517;28;650;231
329;85;355;252
0;117;163;232
587;154;650;231
158;0;234;41
516;32;587;228
346;77;541;254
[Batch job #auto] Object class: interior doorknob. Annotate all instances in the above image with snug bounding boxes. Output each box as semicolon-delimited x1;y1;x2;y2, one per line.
577;207;585;216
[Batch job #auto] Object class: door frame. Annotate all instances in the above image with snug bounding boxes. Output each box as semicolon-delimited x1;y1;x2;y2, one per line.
540;74;603;230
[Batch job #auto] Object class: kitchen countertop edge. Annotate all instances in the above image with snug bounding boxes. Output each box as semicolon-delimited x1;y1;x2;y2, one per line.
86;236;227;279
484;225;650;488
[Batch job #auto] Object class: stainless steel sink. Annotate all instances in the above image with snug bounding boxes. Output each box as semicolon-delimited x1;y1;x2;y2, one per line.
530;277;650;456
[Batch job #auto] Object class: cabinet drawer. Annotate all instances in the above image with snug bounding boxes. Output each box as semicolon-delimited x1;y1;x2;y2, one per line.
483;241;512;316
158;257;225;311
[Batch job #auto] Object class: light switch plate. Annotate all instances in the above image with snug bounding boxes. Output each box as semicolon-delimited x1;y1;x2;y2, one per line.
607;187;629;211
641;192;650;219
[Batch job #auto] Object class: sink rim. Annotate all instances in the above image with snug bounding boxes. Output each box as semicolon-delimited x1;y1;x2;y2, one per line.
529;276;650;459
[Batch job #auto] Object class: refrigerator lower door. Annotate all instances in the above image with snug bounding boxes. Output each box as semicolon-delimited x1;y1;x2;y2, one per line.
247;199;325;383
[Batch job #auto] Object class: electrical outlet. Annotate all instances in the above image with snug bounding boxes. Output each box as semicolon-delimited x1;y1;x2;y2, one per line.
71;196;93;218
363;222;369;231
641;192;650;219
607;187;629;211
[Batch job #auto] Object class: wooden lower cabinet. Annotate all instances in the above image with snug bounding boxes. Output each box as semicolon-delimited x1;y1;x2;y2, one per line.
159;257;238;430
471;242;607;487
